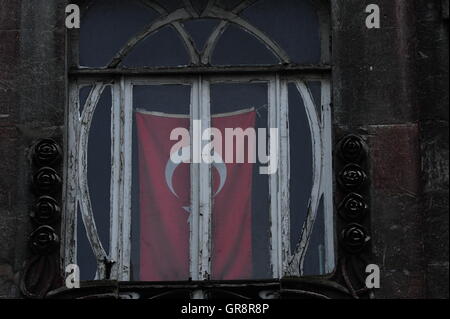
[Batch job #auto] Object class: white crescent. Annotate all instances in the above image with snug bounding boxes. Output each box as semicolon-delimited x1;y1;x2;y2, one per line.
165;146;227;199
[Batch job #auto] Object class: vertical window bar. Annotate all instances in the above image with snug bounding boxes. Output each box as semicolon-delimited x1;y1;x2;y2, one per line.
110;78;133;281
120;77;133;280
268;76;281;278
63;82;80;270
78;82;109;279
199;77;212;280
279;78;290;276
321;79;335;274
190;79;201;281
109;80;122;279
294;80;323;276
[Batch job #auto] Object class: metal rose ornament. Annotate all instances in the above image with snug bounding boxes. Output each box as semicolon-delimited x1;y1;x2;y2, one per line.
31;196;60;225
33;167;62;194
338;192;368;221
340;223;370;253
33;139;62;166
338;163;367;190
337;134;367;163
29;226;59;255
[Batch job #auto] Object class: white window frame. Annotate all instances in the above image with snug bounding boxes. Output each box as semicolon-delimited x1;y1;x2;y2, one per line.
63;73;334;281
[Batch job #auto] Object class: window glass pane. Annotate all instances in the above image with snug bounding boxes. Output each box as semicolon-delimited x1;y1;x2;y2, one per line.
192;0;210;14
121;26;190;67
78;85;92;115
80;0;157;67
210;82;271;280
288;82;326;275
80;0;325;68
78;86;112;279
154;0;183;13
182;19;220;52
240;0;322;64
77;207;97;280
307;81;322;117
216;0;243;11
303;197;326;275
211;24;278;65
132;84;191;281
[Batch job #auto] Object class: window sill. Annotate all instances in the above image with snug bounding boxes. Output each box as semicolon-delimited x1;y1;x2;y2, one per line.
46;277;353;299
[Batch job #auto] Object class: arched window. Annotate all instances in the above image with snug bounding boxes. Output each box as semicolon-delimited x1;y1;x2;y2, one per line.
64;0;333;286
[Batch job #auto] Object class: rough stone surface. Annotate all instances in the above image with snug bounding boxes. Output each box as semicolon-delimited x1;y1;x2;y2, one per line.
332;0;418;127
0;0;66;298
416;0;449;298
332;0;448;298
369;125;425;298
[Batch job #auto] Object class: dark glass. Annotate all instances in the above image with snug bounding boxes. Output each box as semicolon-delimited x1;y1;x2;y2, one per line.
77;207;97;280
212;24;278;65
240;0;321;64
216;0;244;11
191;0;210;14
133;84;191;114
183;19;220;52
308;81;322;119
303;197;326;275
78;85;92;115
288;82;325;275
80;0;324;67
121;26;190;67
80;0;157;67
154;0;183;13
78;86;112;279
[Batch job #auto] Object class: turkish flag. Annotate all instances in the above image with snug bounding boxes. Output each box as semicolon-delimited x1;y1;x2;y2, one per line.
136;109;255;281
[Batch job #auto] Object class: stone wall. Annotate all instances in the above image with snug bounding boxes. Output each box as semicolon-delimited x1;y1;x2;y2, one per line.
332;0;448;298
0;0;66;297
416;0;449;299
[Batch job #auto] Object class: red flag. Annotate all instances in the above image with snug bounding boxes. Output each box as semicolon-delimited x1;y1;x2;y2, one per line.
210;110;255;280
136;112;190;281
136;109;255;281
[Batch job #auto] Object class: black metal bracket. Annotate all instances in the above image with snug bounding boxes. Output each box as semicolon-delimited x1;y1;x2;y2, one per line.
21;139;62;298
332;133;373;298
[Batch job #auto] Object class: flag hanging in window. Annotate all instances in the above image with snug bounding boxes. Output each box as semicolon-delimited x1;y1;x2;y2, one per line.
136;109;255;281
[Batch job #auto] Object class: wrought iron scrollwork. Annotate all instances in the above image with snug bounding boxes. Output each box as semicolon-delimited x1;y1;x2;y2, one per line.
340;223;370;254
333;133;372;299
29;226;59;255
33;138;62;166
31;196;61;225
338;163;367;190
337;134;367;163
338;192;368;221
21;139;62;298
33;167;62;194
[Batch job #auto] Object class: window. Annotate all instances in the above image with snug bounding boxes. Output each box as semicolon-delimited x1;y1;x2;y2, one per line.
63;0;333;283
